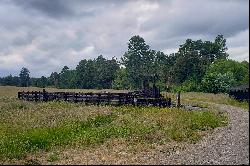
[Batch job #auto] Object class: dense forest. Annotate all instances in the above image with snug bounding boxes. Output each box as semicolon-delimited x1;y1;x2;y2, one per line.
0;35;249;93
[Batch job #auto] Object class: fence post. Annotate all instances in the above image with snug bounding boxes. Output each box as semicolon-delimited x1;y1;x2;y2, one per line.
43;89;48;102
35;91;38;102
176;91;180;108
27;91;30;101
97;94;101;105
22;91;25;99
18;92;21;99
64;92;67;101
168;98;171;107
107;93;110;105
118;94;121;106
74;93;78;103
31;91;34;101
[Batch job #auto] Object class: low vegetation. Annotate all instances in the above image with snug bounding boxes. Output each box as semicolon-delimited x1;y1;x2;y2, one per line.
179;92;249;110
0;103;227;159
0;86;229;161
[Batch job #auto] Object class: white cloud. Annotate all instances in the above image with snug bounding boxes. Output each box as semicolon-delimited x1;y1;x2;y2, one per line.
162;48;179;55
228;46;249;62
227;29;249;62
0;53;24;68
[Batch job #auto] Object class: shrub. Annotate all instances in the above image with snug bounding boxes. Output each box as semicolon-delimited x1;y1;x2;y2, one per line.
201;72;236;93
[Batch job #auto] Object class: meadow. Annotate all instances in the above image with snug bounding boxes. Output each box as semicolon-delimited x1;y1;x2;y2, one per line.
165;92;249;110
1;86;244;164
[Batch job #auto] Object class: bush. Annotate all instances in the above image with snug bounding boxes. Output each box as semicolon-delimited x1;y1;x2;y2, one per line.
201;72;236;93
169;79;201;93
207;59;249;85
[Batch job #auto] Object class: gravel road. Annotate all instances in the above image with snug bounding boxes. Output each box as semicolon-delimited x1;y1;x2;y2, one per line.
157;104;249;165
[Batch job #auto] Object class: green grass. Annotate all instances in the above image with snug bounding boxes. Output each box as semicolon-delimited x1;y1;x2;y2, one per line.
164;92;249;110
225;98;249;110
0;86;229;161
0;106;227;159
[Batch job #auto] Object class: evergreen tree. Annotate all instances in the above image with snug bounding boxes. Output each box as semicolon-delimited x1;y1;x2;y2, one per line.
19;67;30;87
121;35;151;89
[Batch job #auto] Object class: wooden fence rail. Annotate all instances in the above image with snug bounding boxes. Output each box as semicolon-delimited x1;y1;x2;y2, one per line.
17;89;172;107
229;89;249;102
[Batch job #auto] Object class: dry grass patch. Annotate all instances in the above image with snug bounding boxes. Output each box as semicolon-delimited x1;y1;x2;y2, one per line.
0;86;129;98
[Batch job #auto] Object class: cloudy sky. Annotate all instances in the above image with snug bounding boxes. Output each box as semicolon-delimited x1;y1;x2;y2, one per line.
0;0;249;77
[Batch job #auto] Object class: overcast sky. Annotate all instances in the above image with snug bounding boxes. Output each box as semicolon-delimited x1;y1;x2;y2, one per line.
0;0;249;77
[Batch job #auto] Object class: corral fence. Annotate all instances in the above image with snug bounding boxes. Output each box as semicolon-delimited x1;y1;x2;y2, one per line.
17;89;172;107
229;84;249;102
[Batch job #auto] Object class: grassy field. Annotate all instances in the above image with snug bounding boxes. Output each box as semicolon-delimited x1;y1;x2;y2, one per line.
0;86;235;164
164;92;249;110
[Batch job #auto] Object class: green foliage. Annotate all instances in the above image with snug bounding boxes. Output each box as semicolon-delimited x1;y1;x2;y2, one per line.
181;78;201;92
169;78;201;93
170;35;228;85
58;66;76;89
206;59;249;85
0;75;20;86
199;58;249;93
171;51;206;84
75;55;119;89
19;67;30;87
201;72;236;93
36;76;47;88
121;35;173;90
75;60;96;89
112;67;130;90
94;55;120;89
48;72;59;87
214;35;229;59
121;35;151;89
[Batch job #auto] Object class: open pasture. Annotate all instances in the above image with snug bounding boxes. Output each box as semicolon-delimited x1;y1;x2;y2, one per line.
0;86;229;164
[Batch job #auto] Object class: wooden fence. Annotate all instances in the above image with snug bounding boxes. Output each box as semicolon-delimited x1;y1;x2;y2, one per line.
229;89;249;102
17;90;172;107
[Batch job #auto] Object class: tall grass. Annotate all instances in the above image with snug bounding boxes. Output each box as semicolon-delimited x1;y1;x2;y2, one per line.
0;86;228;160
0;86;129;98
0;105;227;159
164;92;249;110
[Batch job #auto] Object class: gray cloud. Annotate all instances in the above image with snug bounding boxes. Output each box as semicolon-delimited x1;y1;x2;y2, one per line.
15;0;74;18
0;0;248;77
13;0;98;18
13;0;127;19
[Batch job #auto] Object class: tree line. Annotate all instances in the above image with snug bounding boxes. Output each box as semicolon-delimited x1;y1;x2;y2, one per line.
0;35;249;93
